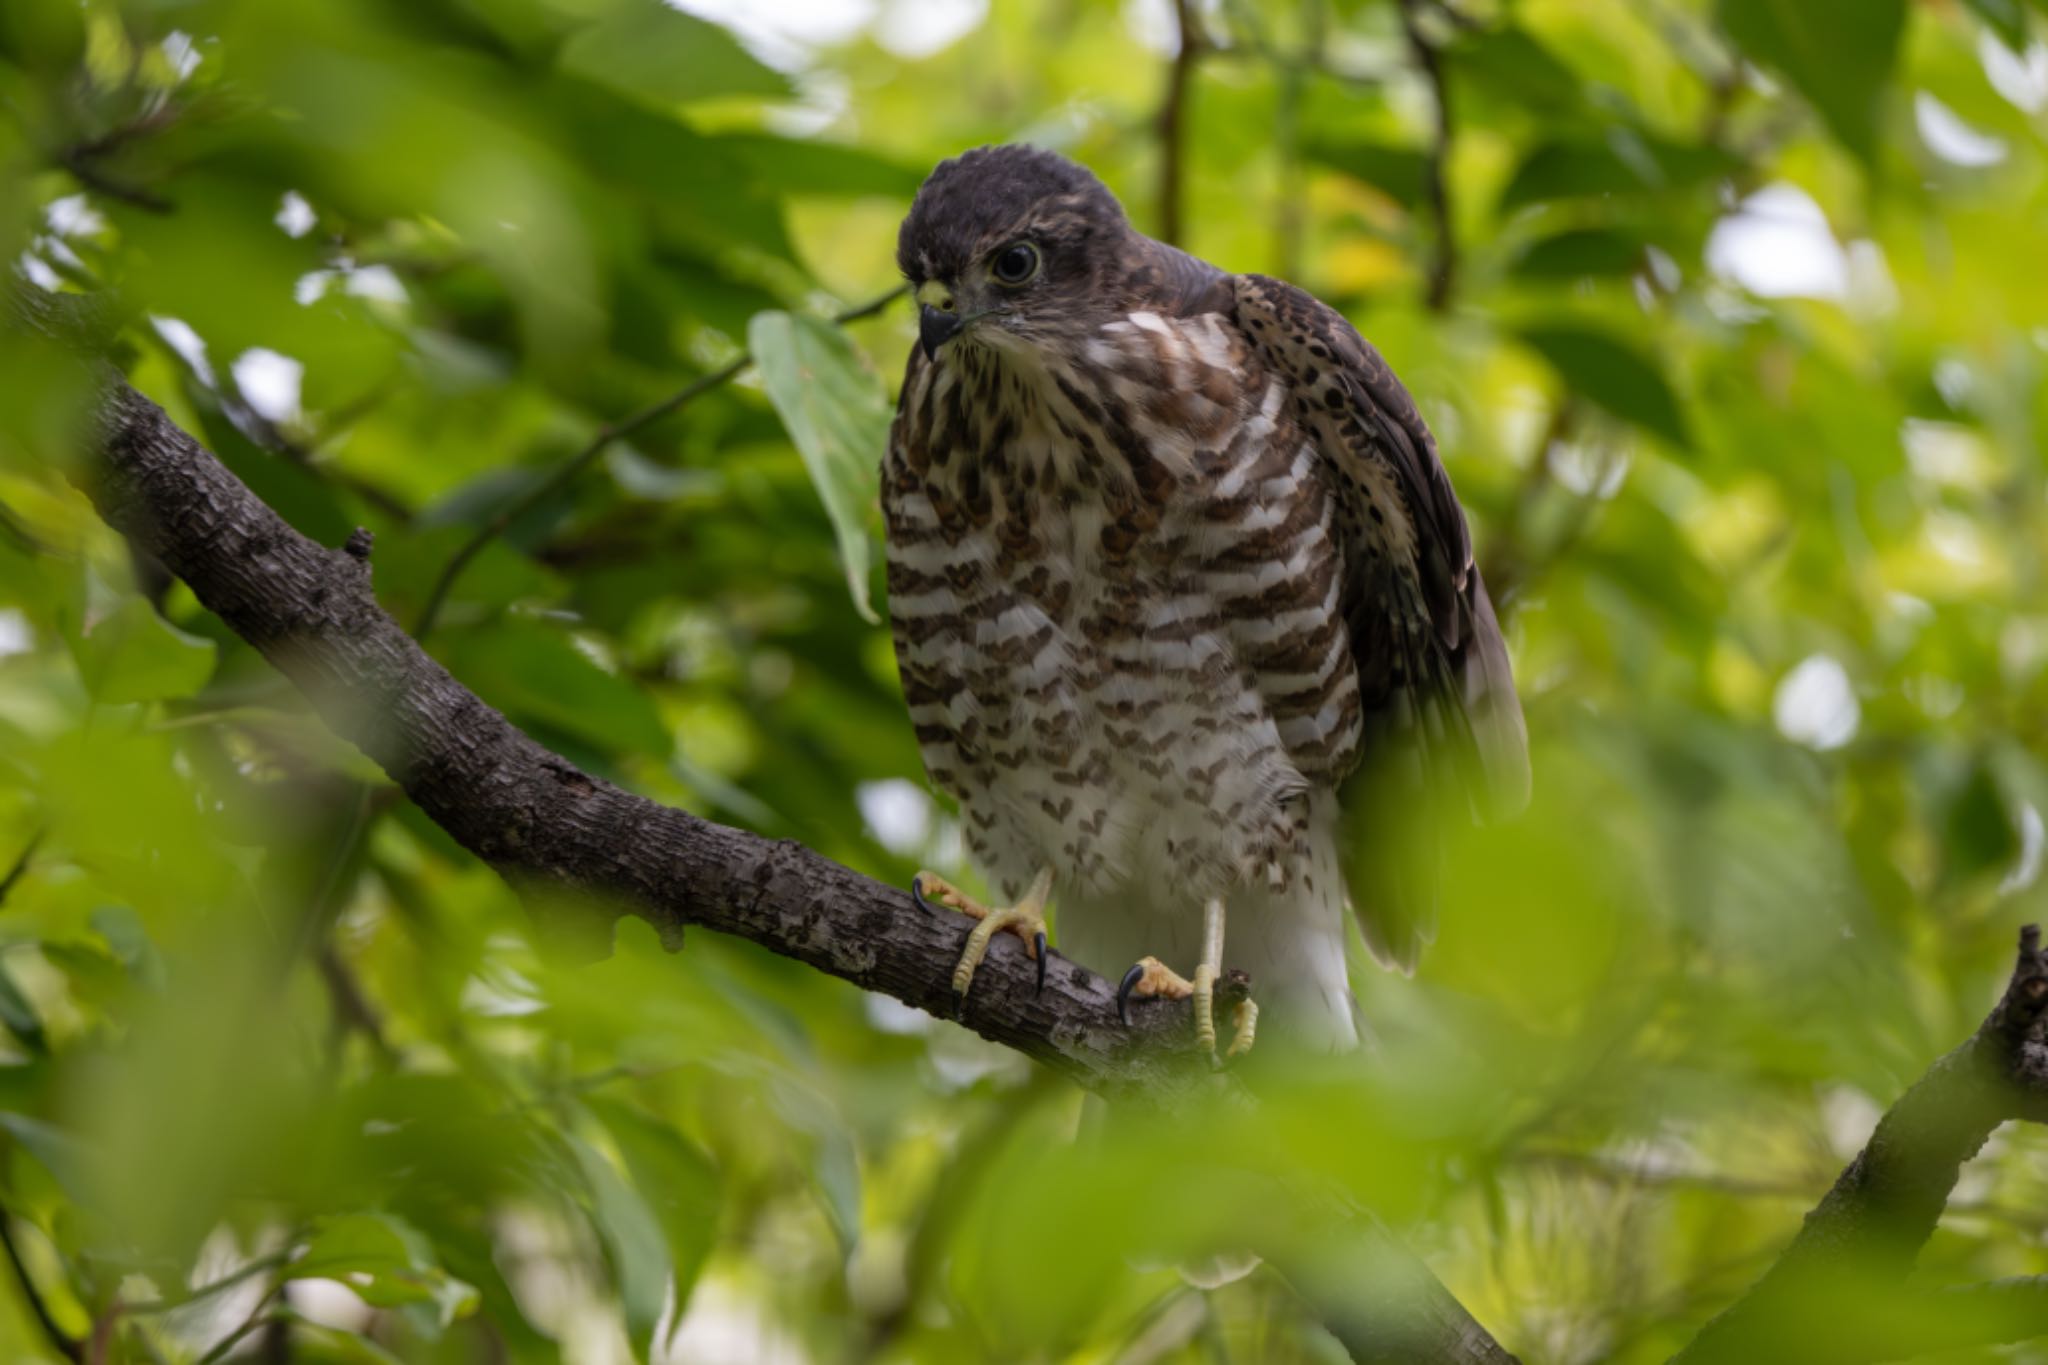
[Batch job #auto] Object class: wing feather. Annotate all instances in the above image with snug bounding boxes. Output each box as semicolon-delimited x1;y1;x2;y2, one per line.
1229;273;1529;969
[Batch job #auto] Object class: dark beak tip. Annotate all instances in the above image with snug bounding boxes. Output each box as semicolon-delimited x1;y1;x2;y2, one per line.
919;305;963;361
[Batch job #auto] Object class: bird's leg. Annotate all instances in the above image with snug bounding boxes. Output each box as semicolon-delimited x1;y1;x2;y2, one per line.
1192;894;1225;1058
1217;968;1258;1062
911;865;1054;1011
1115;896;1257;1064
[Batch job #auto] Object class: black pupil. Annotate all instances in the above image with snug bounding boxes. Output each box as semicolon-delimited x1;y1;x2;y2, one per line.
996;246;1034;281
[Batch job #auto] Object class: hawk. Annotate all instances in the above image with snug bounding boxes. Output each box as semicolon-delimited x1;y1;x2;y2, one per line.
885;145;1528;1057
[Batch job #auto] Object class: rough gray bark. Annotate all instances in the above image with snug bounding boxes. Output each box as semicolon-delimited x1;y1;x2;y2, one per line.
1671;927;2048;1364
34;315;1520;1365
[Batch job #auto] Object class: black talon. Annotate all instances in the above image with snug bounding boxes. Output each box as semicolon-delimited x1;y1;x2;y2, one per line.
1034;932;1048;992
911;875;933;914
950;986;965;1020
1117;962;1146;1026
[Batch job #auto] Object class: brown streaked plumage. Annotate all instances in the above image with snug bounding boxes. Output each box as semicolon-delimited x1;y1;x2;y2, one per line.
887;144;1527;1052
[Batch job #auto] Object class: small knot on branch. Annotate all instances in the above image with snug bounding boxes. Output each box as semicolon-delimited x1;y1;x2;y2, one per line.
343;527;374;560
1993;924;2048;1044
1218;967;1253;1008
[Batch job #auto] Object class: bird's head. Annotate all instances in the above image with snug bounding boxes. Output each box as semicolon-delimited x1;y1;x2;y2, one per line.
896;144;1131;365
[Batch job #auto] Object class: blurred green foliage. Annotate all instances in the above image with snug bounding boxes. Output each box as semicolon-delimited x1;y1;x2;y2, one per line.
0;0;2046;1360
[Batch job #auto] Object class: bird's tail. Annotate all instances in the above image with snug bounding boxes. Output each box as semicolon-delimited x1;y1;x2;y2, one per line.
1341;566;1527;973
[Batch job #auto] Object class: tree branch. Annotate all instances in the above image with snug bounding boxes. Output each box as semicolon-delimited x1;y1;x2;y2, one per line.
1671;925;2048;1364
1154;0;1205;248
1395;0;1457;312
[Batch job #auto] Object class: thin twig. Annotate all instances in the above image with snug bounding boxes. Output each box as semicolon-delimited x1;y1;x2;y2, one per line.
50;101;183;214
296;785;398;1063
1396;0;1457;312
195;1294;281;1365
56;150;173;215
1155;0;1206;247
411;285;905;638
0;829;43;905
121;1254;292;1318
1478;400;1578;606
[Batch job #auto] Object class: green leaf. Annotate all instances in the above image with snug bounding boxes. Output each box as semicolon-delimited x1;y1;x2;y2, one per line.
710;133;926;197
567;1132;672;1350
91;905;165;990
1942;762;2018;885
1448;27;1585;115
1304;140;1429;210
558;0;790;110
0;957;44;1052
67;595;217;705
443;621;672;760
1518;326;1690;448
0;1112;88;1198
764;1074;861;1253
747;311;888;624
1716;0;1906;163
295;1213;479;1333
586;1101;721;1348
1500;133;1739;212
1510;229;1649;280
1964;0;2032;48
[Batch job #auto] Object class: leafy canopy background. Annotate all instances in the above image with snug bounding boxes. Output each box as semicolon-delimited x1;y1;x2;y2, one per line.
2;0;2048;1360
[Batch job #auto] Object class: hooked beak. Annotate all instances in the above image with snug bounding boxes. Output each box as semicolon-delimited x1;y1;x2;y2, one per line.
919;304;963;361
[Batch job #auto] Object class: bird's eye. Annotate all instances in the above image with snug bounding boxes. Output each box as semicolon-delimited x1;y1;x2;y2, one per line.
991;242;1040;287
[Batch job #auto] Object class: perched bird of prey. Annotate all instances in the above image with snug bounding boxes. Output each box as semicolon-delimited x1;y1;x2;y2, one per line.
885;145;1527;1057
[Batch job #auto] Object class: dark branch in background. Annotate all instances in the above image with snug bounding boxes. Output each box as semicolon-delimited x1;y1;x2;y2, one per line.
1154;0;1206;248
56;147;173;215
1479;400;1587;607
1671;926;2048;1365
1396;0;1457;312
1213;0;1357;281
412;285;906;638
53;103;183;215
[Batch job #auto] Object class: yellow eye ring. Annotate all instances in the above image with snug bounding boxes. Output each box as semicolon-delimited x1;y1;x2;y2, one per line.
991;242;1040;287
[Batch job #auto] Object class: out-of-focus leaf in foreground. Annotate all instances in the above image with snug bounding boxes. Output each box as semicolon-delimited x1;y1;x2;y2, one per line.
1716;0;1907;163
65;593;217;704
